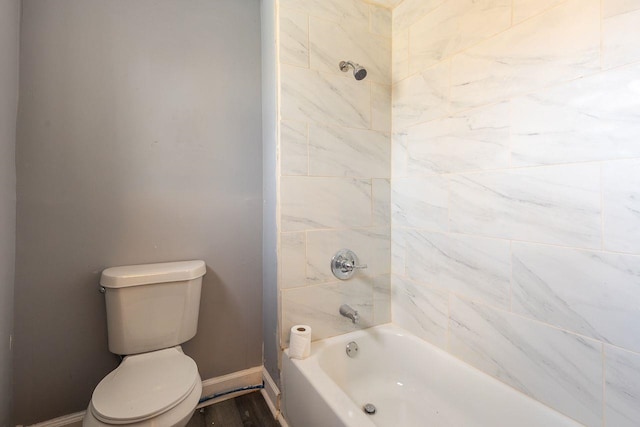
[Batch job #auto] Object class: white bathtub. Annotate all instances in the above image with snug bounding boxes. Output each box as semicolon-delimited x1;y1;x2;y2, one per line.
282;324;582;427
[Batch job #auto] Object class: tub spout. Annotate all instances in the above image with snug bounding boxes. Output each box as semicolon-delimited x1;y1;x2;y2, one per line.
339;304;359;324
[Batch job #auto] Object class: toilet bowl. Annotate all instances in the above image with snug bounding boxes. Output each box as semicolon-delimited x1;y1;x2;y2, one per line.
83;347;202;427
83;261;206;427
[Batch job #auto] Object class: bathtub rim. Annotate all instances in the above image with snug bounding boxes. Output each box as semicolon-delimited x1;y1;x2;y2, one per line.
282;322;584;427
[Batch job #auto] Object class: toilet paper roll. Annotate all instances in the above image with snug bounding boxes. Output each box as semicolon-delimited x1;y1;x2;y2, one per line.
289;325;312;360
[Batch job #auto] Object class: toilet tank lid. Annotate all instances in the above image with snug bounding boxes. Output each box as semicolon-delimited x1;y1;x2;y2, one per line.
101;260;206;288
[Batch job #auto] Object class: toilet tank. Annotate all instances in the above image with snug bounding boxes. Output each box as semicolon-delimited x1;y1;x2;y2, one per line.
100;260;206;355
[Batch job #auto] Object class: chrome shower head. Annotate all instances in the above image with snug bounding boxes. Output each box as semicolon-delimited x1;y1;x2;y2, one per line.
339;61;367;81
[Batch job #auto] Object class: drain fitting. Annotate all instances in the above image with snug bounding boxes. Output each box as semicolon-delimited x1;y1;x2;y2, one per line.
363;403;376;415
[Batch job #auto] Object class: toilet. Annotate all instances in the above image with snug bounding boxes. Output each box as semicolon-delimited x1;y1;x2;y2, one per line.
83;260;207;427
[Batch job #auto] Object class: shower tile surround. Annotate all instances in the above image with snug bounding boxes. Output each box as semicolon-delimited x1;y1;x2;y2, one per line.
276;0;640;426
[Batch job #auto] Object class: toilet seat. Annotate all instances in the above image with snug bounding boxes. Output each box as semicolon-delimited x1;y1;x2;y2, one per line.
90;347;199;424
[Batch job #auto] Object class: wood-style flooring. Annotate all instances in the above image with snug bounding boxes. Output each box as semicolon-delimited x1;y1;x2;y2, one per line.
186;391;281;427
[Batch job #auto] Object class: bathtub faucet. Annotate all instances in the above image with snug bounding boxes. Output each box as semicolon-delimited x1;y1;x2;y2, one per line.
339;304;359;324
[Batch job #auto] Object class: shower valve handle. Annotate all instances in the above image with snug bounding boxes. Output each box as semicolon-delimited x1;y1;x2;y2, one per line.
337;260;368;272
331;249;367;280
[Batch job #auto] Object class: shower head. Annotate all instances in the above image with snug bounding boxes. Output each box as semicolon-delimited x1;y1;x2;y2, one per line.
339;61;367;81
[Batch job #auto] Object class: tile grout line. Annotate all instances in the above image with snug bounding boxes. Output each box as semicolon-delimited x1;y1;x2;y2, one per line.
279;154;640;181
600;162;605;251
390;226;640;257
602;342;606;427
600;0;604;71
509;240;513;313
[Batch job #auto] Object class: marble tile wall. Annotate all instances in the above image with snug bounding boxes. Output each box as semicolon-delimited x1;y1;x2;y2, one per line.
391;0;640;425
277;0;392;348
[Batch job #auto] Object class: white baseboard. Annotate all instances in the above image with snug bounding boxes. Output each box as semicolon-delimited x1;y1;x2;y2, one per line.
261;367;281;419
196;365;263;408
277;413;290;427
25;366;265;426
23;411;84;427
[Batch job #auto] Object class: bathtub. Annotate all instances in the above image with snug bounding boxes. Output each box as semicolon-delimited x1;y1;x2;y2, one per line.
282;324;582;427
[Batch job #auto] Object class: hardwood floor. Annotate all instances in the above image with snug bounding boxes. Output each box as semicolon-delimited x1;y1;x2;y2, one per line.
186;391;280;427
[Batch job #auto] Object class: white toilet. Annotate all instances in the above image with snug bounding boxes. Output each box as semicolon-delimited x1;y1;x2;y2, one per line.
83;260;207;427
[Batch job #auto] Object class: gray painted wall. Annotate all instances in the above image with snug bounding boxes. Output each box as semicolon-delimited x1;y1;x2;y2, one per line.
0;0;19;425
14;1;263;424
260;0;279;387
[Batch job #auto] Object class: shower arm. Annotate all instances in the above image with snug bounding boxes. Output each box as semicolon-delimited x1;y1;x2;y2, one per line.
339;61;356;72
